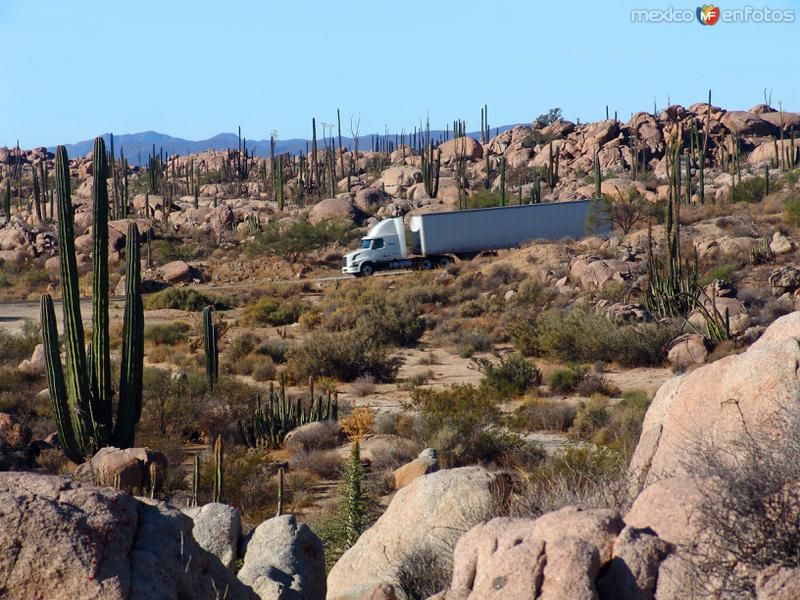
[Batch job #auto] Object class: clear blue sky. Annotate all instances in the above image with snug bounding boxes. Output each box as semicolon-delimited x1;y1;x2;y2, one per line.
1;0;798;148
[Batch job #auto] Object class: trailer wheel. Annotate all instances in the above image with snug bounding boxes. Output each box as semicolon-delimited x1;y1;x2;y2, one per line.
437;256;453;268
359;262;375;277
420;259;433;270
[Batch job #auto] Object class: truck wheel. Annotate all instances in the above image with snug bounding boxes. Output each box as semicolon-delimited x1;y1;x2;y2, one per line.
420;259;433;270
437;257;453;268
359;262;375;277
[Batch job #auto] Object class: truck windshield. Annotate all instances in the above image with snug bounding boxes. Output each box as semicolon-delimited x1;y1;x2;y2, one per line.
361;239;372;249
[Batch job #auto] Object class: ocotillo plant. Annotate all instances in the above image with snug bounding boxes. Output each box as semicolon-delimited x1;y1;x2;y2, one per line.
40;141;144;464
203;306;219;391
212;435;223;503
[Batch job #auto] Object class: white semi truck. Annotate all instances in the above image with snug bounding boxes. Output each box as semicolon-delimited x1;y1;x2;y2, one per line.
341;199;605;277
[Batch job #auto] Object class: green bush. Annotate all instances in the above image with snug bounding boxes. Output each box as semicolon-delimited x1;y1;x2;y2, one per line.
246;217;358;263
548;366;584;394
143;287;230;311
0;322;40;366
355;298;425;347
257;340;289;364
784;197;800;227
731;176;768;203
408;384;516;466
473;353;541;396
466;190;503;209
144;322;190;346
285;330;400;383
243;297;306;326
533;308;677;367
507;398;577;432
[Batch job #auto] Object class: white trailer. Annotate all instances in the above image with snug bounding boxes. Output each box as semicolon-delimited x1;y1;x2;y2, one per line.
341;199;606;276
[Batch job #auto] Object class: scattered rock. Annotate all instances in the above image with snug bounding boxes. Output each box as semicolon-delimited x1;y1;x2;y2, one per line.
327;467;508;600
159;259;195;284
392;448;439;489
756;564;800;600
629;312;800;488
667;334;708;370
308;197;355;225
183;502;242;571
0;472;256;600
17;343;45;376
0;412;32;449
238;514;326;600
74;446;167;490
770;232;794;255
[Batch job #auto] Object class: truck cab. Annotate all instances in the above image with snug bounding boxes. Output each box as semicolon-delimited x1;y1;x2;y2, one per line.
341;217;408;276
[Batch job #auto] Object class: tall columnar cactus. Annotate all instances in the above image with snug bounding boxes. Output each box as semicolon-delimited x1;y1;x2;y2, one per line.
239;377;338;449
3;177;10;224
203;306;218;390
212;435;223;503
421;144;440;199
593;148;601;200
276;467;284;516
499;156;506;207
276;154;284;211
190;452;200;507
40;141;144;463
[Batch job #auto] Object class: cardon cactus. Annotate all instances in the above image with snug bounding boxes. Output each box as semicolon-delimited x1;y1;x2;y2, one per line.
203;306;218;390
40;140;144;464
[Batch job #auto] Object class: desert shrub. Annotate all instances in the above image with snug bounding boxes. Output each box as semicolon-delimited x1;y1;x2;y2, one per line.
548;366;584;394
466;189;503;209
140;367;208;438
687;407;800;598
350;375;376;397
147;345;171;363
473;353;541;396
700;262;741;287
731;176;768;203
243;297;307;326
0;321;39;366
256;339;290;363
508;398;577;432
783;197;800;227
570;395;610;439
201;446;286;523
197;376;260;439
143;287;229;311
225;334;259;362
483;263;525;290
408;384;525;466
509;446;629;519
285;330;400;383
588;390;651;455
575;371;620;397
534;308;677;367
396;542;453;600
355;298;425;347
144;322;190;346
373;412;401;435
289;449;344;479
247;217;358;263
431;318;502;357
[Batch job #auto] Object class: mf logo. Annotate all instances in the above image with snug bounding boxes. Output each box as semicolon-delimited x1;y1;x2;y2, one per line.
697;4;721;25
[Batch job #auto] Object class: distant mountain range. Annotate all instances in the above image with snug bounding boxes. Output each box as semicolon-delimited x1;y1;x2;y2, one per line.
48;125;520;165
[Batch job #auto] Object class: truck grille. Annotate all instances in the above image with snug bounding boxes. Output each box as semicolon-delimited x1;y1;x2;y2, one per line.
342;257;348;268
